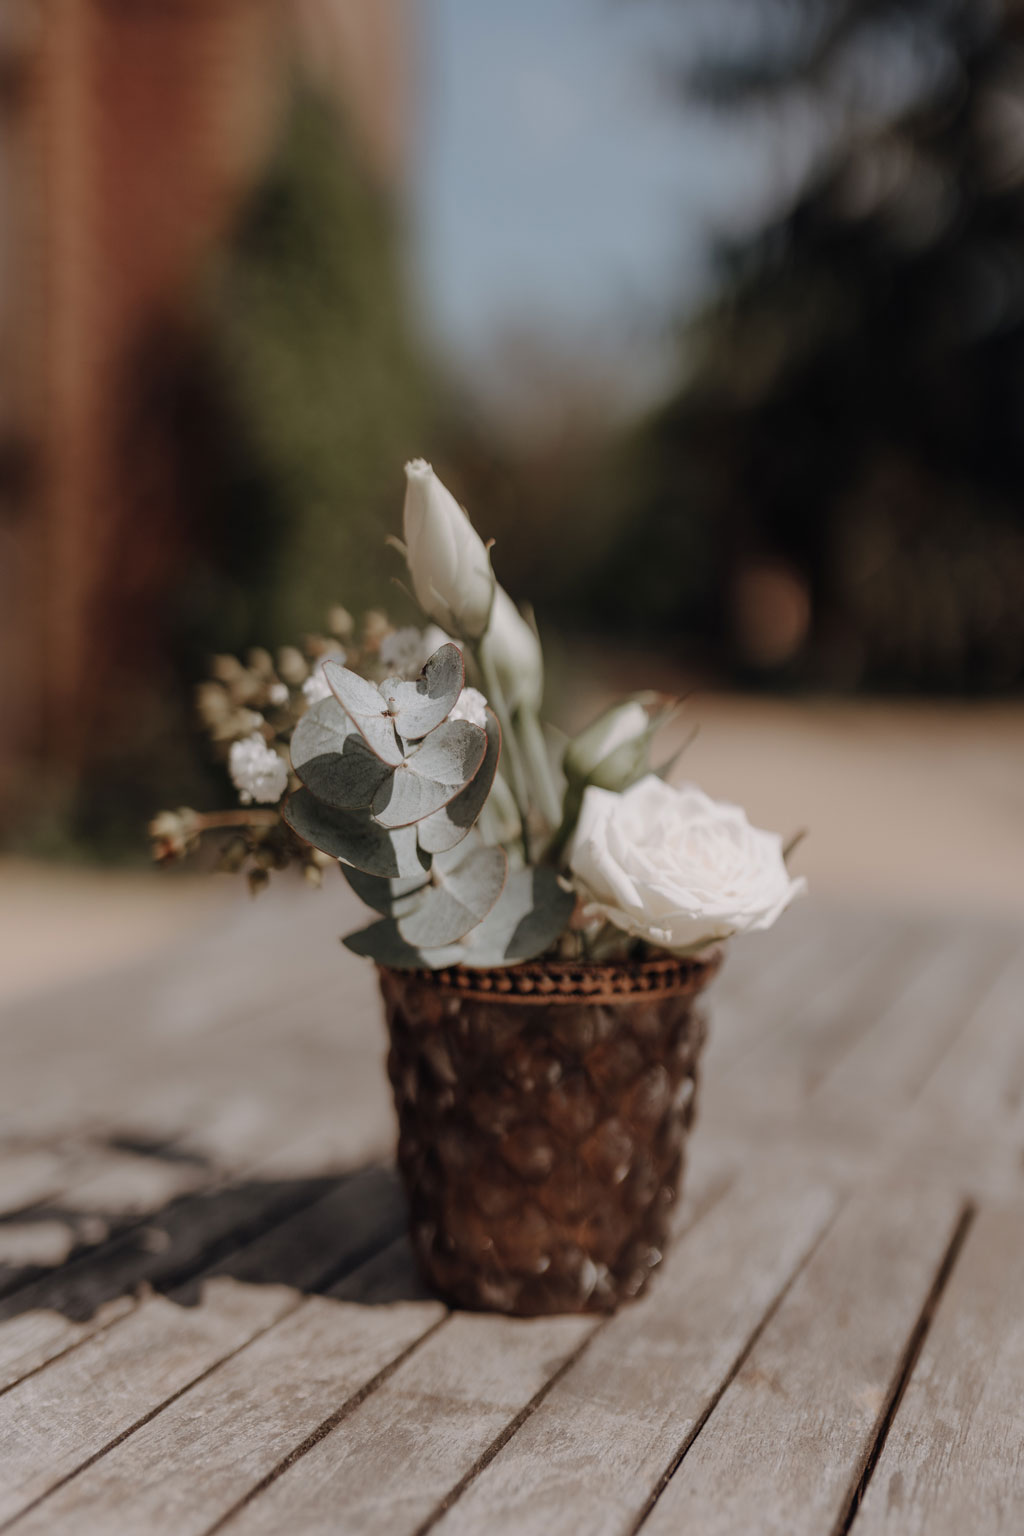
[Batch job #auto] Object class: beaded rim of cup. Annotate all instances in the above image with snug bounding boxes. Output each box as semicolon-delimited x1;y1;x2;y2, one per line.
380;948;723;1005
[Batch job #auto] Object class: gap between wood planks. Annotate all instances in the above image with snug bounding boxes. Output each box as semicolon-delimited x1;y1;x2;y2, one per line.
0;1180;411;1532
623;1195;846;1536
194;1170;739;1536
0;904;817;1384
625;1196;977;1536
831;1202;976;1536
3;911;1006;1535
0;1157;403;1405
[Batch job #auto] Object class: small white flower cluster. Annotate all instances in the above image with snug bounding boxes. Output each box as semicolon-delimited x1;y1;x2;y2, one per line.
448;686;489;729
302;649;347;705
228;734;288;805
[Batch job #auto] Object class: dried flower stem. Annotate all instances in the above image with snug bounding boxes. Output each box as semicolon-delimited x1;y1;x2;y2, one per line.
194;809;281;832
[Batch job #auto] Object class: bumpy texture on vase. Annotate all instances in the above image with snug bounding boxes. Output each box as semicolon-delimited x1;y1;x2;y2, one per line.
379;953;719;1316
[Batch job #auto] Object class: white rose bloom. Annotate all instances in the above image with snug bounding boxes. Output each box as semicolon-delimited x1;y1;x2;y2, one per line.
448;686;489;729
302;649;346;705
481;585;543;712
228;734;288;806
569;775;806;953
403;460;494;640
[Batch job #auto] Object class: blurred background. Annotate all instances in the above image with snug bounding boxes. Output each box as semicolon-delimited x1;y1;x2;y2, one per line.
1;0;1023;999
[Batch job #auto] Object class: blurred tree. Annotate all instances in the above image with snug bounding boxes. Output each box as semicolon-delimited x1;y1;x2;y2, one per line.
196;88;429;653
601;0;1024;691
18;83;431;859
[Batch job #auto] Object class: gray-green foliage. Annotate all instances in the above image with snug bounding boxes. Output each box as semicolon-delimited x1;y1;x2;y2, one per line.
283;645;573;967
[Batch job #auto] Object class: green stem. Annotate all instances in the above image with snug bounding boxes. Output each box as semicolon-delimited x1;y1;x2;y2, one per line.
518;705;562;830
544;779;584;870
474;641;533;858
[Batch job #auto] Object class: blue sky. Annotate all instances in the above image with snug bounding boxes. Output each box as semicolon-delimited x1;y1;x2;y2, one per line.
410;0;777;410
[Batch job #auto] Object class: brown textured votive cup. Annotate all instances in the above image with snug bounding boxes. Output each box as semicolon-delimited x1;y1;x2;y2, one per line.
378;951;720;1316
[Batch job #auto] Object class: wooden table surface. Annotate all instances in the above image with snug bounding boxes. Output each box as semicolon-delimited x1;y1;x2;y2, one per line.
1;882;1022;1534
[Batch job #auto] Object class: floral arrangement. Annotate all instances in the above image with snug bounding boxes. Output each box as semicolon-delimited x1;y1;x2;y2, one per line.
152;461;806;969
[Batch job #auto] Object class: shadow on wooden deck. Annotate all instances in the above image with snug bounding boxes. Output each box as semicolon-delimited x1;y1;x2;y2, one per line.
0;1145;425;1324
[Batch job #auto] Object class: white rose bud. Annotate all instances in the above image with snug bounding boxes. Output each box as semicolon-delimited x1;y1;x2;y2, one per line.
481;585;544;713
563;698;652;791
403;460;495;641
569;775;807;953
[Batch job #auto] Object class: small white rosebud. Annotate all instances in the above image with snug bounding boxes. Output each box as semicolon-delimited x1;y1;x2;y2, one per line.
403;460;494;640
481;585;543;713
268;682;289;706
564;698;652;791
228;734;288;805
448;686;489;729
379;626;425;676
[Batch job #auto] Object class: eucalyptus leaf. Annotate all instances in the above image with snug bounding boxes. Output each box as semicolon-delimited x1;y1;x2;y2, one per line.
371;719;486;829
417;707;501;855
446;867;575;967
325;646;464;765
324;661;405;765
347;866;574;970
339;862;430;916
377;643;464;740
342;919;463;970
283;788;428;878
290;696;391;808
396;844;507;948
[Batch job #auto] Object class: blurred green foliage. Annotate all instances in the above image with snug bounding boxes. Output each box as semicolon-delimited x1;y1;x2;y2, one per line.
591;0;1024;693
199;88;430;649
41;88;433;861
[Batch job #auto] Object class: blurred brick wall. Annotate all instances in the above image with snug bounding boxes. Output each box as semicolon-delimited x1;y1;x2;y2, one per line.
0;0;409;834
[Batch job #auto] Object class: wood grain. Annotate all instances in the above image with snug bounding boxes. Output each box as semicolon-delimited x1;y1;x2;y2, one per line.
854;1202;1024;1536
1;895;1017;1536
641;1182;967;1536
428;1165;839;1536
0;1172;406;1526
220;1310;594;1536
9;1245;445;1536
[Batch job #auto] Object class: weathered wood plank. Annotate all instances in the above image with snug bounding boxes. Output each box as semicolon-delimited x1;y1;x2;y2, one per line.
641;1183;967;1536
854;1202;1024;1536
812;927;1015;1127
706;908;888;1073
0;1143;219;1298
0;1174;407;1527
6;1143;734;1536
868;937;1024;1201
425;1165;839;1536
9;1243;445;1536
220;1311;594;1536
702;924;926;1146
0;1164;400;1394
0;1283;290;1527
0;881;373;1152
0;1149;73;1217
